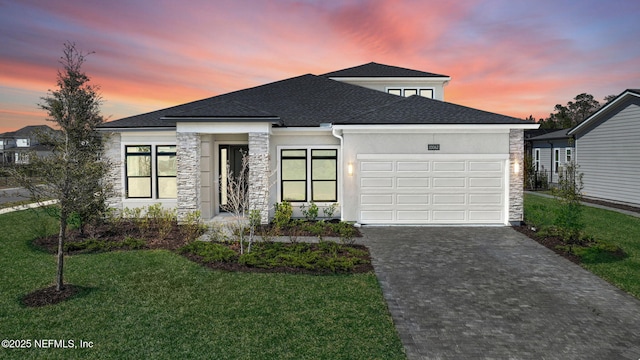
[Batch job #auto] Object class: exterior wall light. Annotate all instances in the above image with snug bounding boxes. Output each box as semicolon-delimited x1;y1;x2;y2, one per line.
514;161;520;175
347;162;354;176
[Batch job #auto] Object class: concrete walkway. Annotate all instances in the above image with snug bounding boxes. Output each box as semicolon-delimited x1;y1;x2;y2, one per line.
361;226;640;359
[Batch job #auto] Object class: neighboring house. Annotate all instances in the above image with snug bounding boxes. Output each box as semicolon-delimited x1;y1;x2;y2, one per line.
0;125;58;165
527;128;574;186
98;62;538;225
568;89;640;206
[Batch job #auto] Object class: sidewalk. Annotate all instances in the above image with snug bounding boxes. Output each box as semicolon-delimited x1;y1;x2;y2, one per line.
525;191;640;218
0;200;59;215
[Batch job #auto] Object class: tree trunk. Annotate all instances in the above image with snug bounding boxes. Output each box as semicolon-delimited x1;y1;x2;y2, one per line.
56;210;67;292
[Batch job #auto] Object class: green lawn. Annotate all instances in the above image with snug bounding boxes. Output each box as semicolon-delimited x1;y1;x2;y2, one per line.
0;209;405;359
525;193;640;298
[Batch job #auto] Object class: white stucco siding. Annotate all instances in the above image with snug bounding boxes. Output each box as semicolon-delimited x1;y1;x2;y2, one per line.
331;78;447;101
575;97;640;206
269;131;340;218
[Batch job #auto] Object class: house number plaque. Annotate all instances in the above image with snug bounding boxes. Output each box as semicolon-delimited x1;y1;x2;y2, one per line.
427;144;440;151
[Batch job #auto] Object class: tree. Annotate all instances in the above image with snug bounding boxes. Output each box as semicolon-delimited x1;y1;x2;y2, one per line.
10;43;110;291
542;93;601;129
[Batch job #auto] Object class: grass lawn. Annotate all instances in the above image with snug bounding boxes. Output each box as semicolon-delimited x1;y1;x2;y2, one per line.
0;209;405;359
525;193;640;299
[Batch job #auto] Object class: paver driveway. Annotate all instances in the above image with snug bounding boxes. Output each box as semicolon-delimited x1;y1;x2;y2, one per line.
361;226;640;360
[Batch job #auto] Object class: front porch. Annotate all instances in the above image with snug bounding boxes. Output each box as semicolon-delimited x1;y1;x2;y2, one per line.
175;122;273;225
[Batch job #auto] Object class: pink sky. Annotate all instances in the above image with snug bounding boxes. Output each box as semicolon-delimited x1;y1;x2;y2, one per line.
1;0;639;133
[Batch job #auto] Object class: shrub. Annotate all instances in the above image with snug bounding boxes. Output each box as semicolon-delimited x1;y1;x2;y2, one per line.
551;161;585;244
300;202;319;222
322;203;339;219
179;241;237;263
273;201;293;229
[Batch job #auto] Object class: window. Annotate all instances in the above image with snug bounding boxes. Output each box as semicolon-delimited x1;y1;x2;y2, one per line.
534;149;540;172
16;138;30;147
554;149;560;173
280;148;338;202
565;148;572;163
387;88;434;99
311;149;337;202
126;146;152;198
157;145;177;198
281;149;307;201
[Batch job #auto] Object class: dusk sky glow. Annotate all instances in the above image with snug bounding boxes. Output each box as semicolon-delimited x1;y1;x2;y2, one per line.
1;0;639;132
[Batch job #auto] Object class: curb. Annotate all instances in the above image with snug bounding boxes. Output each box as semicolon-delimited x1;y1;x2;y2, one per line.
0;200;59;215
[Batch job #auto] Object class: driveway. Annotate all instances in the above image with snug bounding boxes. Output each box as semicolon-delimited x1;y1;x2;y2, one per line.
361;227;640;360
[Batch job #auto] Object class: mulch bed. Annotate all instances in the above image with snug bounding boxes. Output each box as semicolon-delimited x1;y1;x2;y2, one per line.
181;243;374;275
512;225;582;264
22;284;82;307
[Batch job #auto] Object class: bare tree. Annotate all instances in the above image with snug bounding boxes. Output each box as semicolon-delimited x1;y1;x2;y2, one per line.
220;152;250;253
8;42;111;291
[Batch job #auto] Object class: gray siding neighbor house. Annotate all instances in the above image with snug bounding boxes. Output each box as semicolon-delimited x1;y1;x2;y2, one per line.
568;89;640;206
0;125;58;165
527;129;574;186
98;62;538;225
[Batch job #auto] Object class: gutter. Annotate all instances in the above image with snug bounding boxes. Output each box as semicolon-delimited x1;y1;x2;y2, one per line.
331;126;345;221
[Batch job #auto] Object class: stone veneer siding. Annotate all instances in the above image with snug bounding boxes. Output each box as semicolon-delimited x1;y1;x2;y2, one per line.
104;132;123;211
248;132;270;224
509;129;524;224
177;132;201;223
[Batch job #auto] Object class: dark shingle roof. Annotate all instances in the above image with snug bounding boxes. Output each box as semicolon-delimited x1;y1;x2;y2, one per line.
343;95;524;124
527;128;571;141
100;66;530;129
322;62;448;78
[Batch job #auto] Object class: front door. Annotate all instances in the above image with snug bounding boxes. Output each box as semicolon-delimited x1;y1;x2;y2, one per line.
219;145;249;212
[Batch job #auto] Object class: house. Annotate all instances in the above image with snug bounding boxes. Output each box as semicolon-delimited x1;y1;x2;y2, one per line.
0;125;58;165
98;62;538;225
527;128;574;187
567;89;640;206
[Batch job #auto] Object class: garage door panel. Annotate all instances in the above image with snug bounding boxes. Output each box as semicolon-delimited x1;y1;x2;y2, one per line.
469;177;503;188
469;161;502;172
361;194;394;205
397;177;430;188
397;161;429;172
469;210;502;221
361;210;394;222
433;210;466;221
469;193;502;205
433;161;466;171
361;161;393;172
433;178;465;188
361;177;393;189
397;194;429;205
397;211;429;221
433;193;466;205
358;157;505;224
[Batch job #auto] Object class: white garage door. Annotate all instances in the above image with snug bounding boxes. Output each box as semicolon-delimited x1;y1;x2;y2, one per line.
357;154;507;224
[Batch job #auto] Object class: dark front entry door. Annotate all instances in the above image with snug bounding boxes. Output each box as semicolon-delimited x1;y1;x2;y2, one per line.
219;145;249;211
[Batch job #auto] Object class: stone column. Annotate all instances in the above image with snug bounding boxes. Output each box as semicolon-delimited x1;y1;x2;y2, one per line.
509;129;524;225
104;132;123;212
177;132;201;223
248;132;270;224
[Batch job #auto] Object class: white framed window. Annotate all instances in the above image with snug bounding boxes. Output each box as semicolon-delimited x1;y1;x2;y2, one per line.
534;149;540;172
16;138;30;147
387;87;434;99
554;149;560;173
279;146;338;203
565;148;572;163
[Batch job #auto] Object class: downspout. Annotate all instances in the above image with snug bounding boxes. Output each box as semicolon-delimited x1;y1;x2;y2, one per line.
331;127;345;221
547;141;553;184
